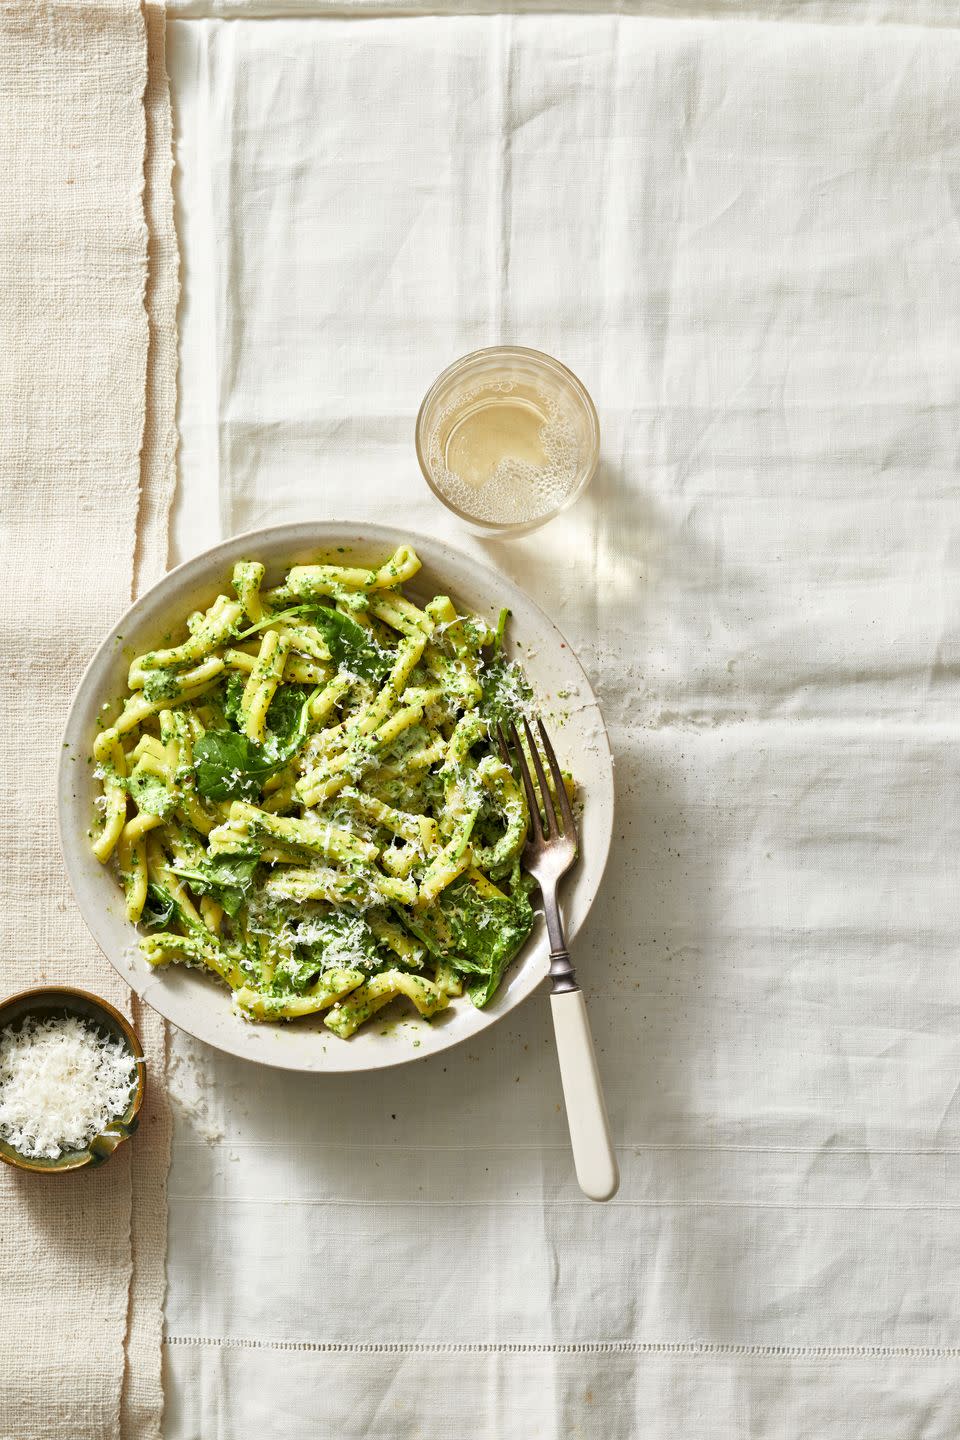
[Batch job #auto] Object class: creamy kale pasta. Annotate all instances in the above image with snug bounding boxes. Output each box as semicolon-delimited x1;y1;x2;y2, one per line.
89;546;568;1039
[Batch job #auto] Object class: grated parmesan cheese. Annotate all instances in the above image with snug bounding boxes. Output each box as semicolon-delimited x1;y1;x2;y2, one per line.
0;1015;137;1160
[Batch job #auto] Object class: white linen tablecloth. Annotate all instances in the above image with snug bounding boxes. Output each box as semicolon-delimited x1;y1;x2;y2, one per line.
164;14;960;1436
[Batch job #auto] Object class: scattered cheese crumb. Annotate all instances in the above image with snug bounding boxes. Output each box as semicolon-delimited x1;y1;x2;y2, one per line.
0;1015;136;1160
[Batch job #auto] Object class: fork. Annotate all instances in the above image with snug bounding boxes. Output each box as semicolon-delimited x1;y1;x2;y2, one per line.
498;719;619;1202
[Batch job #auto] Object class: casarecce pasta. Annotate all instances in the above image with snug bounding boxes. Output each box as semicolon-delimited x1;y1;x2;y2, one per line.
89;545;573;1039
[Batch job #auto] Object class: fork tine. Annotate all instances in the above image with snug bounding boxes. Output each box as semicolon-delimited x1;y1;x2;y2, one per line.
509;720;542;843
522;716;557;838
538;718;576;841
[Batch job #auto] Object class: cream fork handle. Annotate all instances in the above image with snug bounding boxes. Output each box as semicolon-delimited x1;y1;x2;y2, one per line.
550;988;619;1202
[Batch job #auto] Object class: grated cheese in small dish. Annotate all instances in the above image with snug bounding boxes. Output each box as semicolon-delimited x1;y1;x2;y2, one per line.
0;1014;137;1160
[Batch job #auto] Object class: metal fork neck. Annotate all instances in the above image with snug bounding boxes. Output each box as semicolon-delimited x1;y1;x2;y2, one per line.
550;947;579;993
542;897;578;991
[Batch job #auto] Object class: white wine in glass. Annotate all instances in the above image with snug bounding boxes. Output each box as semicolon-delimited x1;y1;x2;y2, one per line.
416;347;600;537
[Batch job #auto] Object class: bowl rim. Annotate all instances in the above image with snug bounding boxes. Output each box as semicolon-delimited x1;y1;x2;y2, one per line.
0;985;146;1173
56;520;615;1073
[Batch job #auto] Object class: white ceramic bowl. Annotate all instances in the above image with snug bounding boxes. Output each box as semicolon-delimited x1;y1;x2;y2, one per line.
58;524;614;1073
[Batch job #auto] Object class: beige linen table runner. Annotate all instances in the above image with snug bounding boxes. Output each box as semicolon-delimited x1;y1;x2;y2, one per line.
0;2;177;1436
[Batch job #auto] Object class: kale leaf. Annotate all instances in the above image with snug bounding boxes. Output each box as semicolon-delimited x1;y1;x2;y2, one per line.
170;852;260;918
309;606;389;683
192;731;278;802
439;877;535;1008
279;911;382;991
223;672;246;728
194;687;311;802
141;883;176;931
233;601;388;683
265;684;309;744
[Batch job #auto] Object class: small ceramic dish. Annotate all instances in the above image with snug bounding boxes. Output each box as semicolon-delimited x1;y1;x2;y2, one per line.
0;987;145;1173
